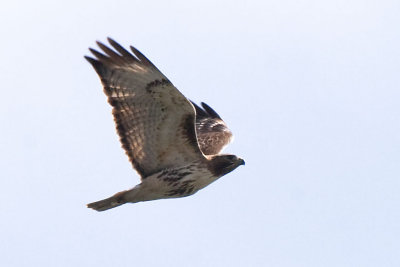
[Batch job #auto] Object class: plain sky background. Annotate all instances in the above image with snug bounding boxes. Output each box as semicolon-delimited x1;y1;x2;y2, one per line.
1;0;399;266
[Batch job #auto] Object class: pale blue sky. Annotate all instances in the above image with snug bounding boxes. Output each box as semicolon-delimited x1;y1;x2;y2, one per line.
1;0;399;266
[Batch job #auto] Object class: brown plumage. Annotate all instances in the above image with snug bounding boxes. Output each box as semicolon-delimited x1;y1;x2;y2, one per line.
191;101;233;155
85;38;244;211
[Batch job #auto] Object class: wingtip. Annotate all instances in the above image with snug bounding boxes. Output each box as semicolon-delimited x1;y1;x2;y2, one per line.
84;54;107;76
84;55;96;64
88;47;101;57
107;36;115;43
190;100;200;108
129;45;139;54
130;45;150;63
200;102;211;109
95;40;105;47
106;37;120;49
201;102;222;119
96;40;112;53
191;101;208;118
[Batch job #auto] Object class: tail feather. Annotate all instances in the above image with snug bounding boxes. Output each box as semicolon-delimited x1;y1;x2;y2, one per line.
87;190;128;212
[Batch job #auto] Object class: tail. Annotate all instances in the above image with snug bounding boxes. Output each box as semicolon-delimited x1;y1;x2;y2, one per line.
87;190;129;212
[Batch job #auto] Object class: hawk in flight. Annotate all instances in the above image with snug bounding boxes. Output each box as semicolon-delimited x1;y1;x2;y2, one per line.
85;38;244;211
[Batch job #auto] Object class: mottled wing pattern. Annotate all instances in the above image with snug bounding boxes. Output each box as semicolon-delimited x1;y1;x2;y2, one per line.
191;102;233;155
85;38;204;178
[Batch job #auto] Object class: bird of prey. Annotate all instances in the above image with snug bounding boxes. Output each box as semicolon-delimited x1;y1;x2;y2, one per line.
85;38;244;211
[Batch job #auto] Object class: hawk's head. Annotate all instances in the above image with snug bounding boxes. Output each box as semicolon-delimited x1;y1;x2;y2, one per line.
208;154;245;177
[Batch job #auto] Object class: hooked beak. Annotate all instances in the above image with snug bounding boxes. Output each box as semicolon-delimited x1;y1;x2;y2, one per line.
238;158;245;166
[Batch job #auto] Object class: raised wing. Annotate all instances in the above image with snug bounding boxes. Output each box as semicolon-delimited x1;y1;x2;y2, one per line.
192;102;233;155
85;38;204;178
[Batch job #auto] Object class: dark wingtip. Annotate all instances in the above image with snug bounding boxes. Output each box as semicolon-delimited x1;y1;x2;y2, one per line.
84;55;99;67
88;47;109;62
107;36;117;44
96;40;122;59
84;55;95;63
129;45;158;68
107;38;138;62
191;100;208;118
190;100;200;110
84;55;106;76
201;102;222;119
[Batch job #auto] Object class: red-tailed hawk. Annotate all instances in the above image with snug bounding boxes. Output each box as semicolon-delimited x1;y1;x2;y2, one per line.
85;38;244;211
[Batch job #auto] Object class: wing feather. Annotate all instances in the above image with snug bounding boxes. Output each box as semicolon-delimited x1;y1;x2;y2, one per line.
86;38;204;178
192;101;233;155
